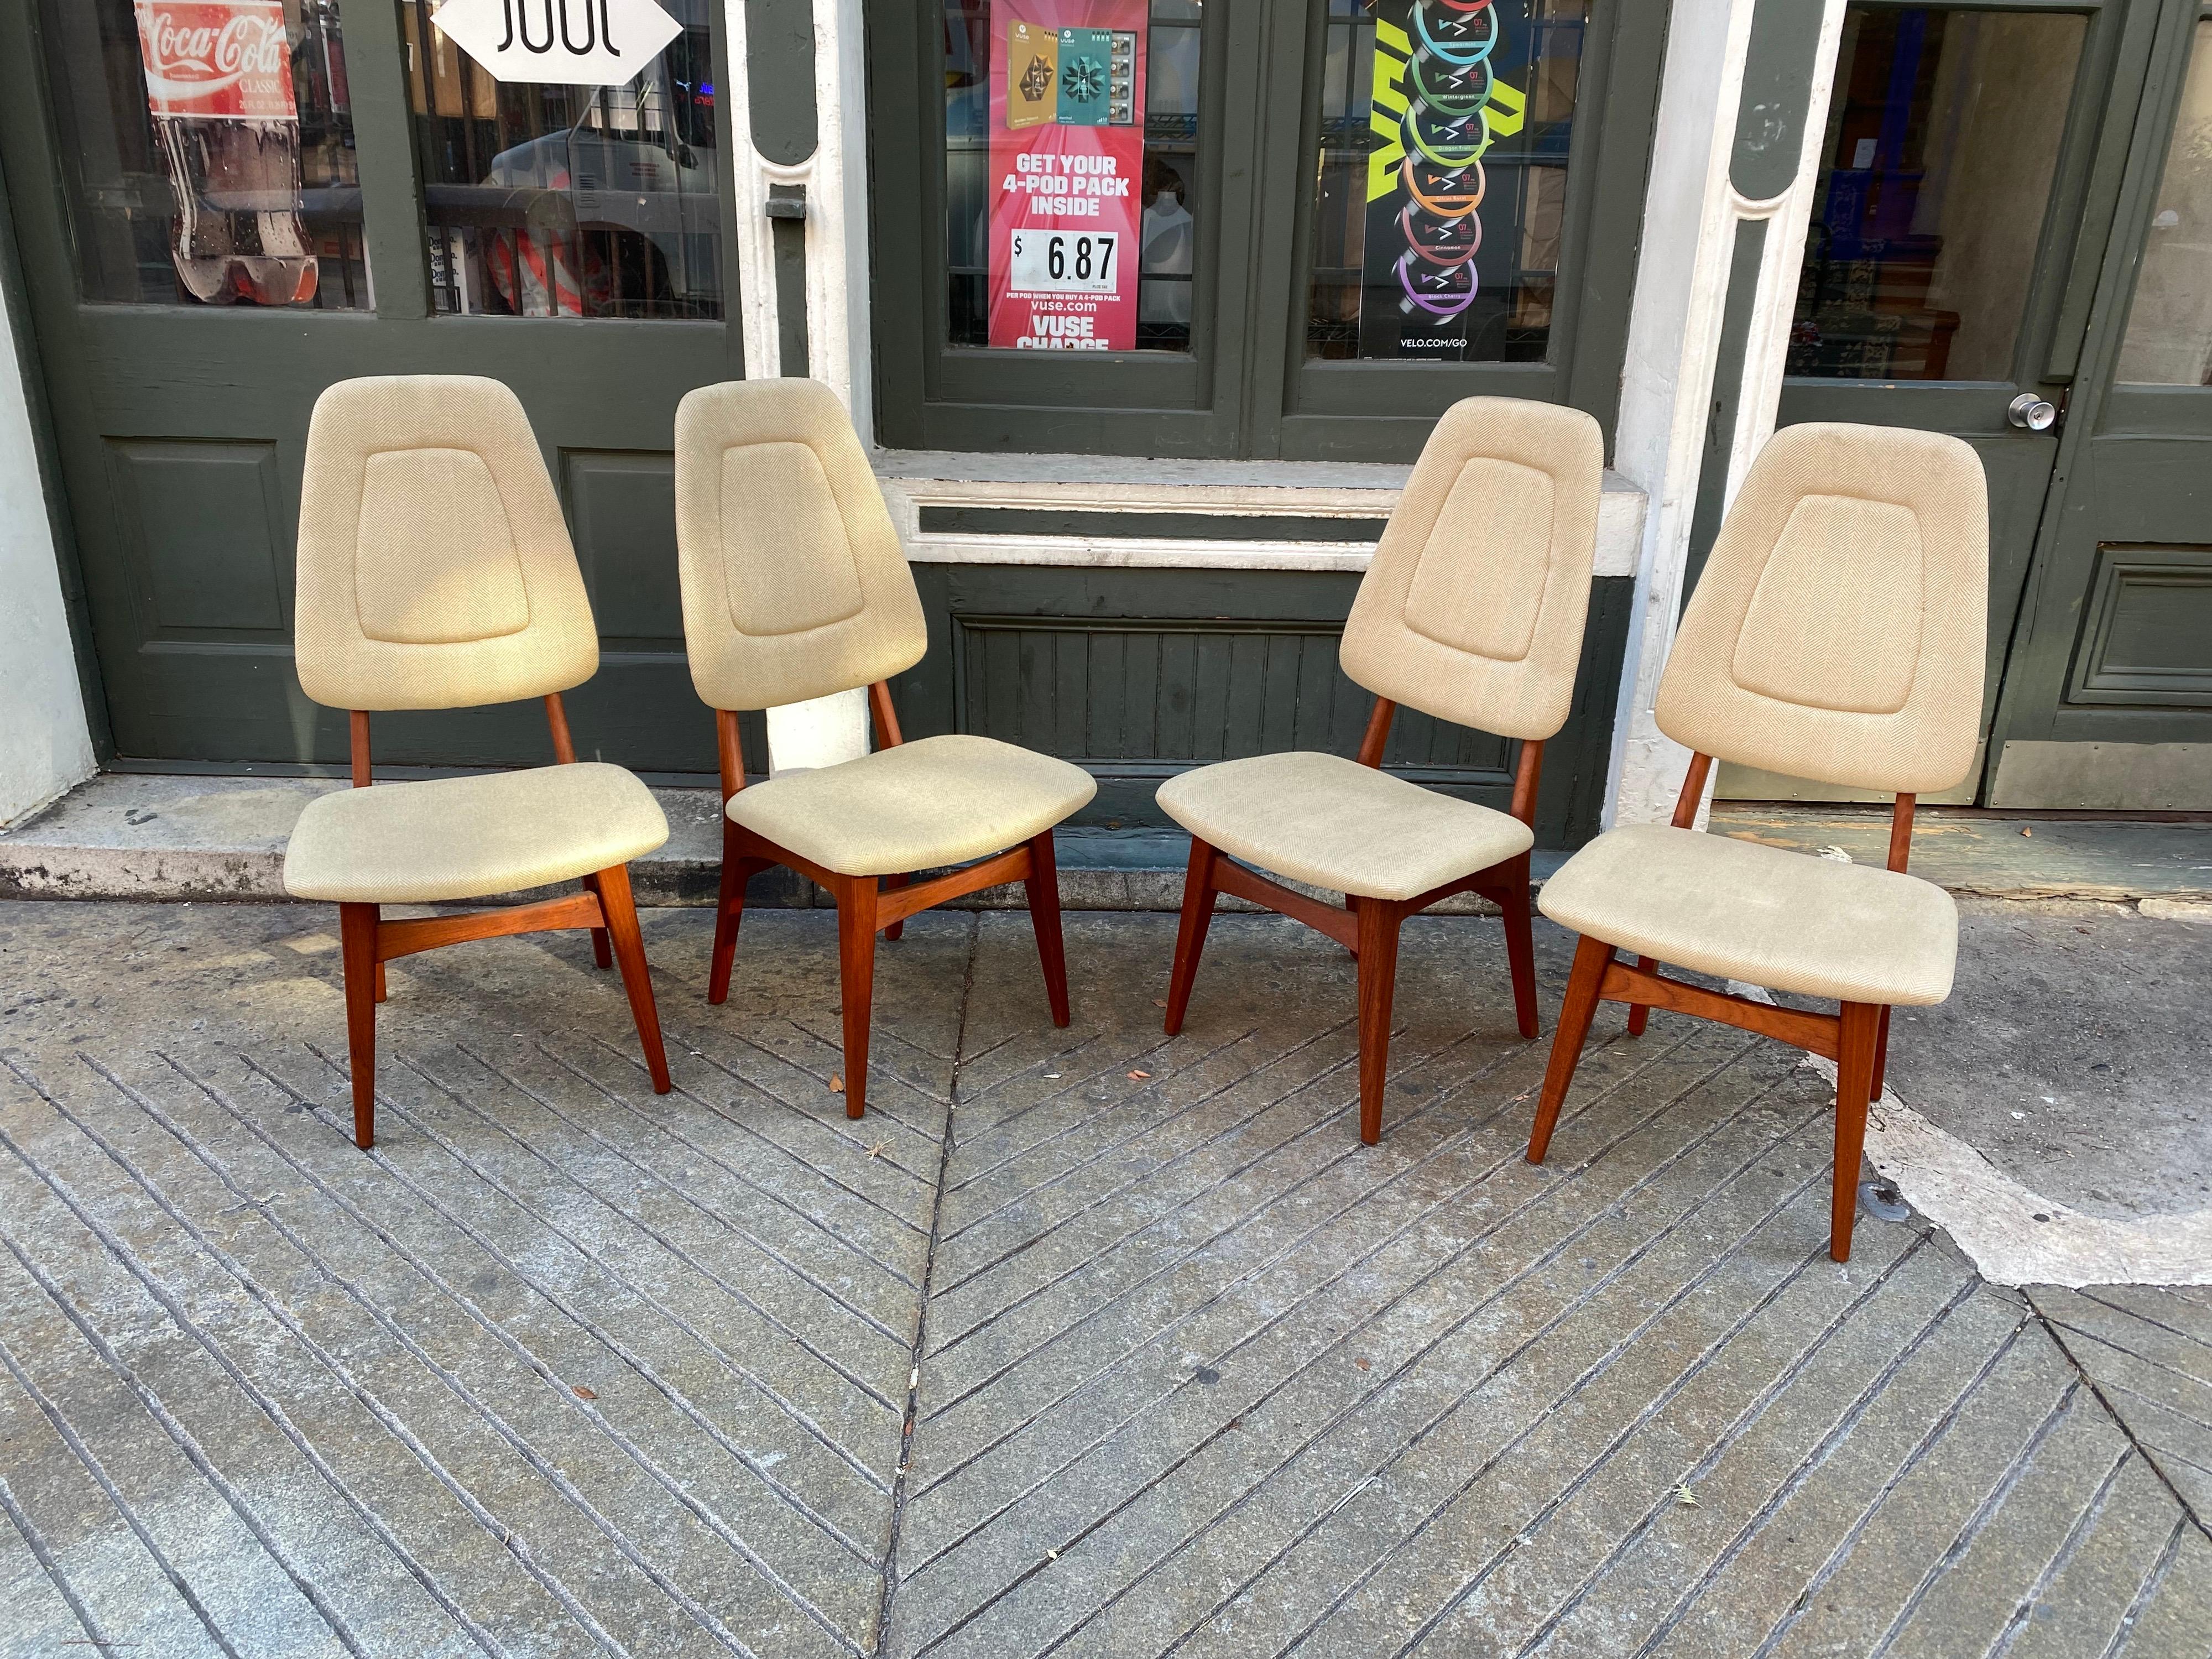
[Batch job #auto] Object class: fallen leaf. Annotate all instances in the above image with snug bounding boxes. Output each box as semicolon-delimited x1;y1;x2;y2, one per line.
2021;826;2033;837
1128;1070;1151;1081
1674;1484;1699;1508
1151;998;1168;1008
1353;1357;1372;1373
830;1074;845;1093
572;1385;597;1401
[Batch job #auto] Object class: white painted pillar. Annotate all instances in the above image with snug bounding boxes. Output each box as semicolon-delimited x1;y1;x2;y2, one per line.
0;275;95;826
723;0;877;773
1602;0;1845;828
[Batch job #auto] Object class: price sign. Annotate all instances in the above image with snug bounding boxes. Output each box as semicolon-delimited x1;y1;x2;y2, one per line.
1009;230;1120;295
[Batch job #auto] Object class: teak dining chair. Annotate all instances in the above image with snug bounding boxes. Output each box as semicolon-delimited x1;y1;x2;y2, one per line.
1155;397;1604;1144
674;378;1097;1118
1526;421;1988;1262
281;375;674;1149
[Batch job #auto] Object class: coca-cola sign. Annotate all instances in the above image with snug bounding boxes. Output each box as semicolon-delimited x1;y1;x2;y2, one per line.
133;0;299;121
430;0;684;87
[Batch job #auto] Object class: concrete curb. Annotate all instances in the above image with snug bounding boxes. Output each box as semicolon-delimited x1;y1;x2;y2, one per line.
5;772;2207;911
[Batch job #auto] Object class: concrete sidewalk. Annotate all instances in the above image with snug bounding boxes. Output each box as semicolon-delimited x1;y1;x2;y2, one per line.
0;896;2205;1656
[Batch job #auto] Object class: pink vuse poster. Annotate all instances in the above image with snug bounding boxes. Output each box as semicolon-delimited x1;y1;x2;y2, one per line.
987;0;1147;351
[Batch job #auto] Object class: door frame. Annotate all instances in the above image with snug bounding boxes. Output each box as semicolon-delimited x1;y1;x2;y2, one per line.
1981;0;2212;796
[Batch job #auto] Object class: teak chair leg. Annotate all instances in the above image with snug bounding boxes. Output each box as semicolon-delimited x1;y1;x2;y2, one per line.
582;873;614;969
1625;957;1656;1036
338;902;379;1149
836;877;880;1119
708;826;769;1006
594;863;672;1094
1527;934;1615;1164
884;872;910;943
373;961;387;1004
1163;838;1220;1036
1869;1004;1894;1101
1490;855;1540;1040
1832;1001;1883;1262
1354;898;1404;1146
1025;832;1071;1027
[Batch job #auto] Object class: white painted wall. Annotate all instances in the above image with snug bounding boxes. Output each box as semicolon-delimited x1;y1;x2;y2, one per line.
0;274;95;827
1602;0;1846;828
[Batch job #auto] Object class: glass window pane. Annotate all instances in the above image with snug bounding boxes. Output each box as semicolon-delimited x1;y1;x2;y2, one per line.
38;0;369;308
405;0;722;320
2115;23;2212;385
1305;0;1588;364
944;0;1201;353
1790;7;2084;382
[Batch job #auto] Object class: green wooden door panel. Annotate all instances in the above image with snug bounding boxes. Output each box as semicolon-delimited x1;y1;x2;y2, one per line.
0;0;748;768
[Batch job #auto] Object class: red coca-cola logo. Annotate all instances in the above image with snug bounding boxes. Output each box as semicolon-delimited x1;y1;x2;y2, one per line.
134;0;299;121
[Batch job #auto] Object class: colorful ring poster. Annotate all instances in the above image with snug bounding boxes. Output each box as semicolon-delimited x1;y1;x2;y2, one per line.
1360;0;1538;360
988;0;1148;351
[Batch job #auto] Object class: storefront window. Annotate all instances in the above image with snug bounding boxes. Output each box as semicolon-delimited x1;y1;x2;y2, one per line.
38;0;369;309
2115;22;2212;385
1305;0;1585;363
403;0;722;320
1790;6;2085;382
943;0;1202;353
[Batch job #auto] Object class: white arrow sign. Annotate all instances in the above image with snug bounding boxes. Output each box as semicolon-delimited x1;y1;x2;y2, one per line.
431;0;682;87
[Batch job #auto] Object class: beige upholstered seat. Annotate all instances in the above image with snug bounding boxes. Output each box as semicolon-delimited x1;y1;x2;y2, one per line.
1157;751;1533;902
284;374;674;1149
726;735;1094;877
1537;824;1957;1005
675;378;1093;1120
1156;397;1606;1145
285;763;668;904
1526;420;1989;1263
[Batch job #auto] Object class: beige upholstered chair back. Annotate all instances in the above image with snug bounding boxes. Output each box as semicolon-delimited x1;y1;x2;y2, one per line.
1655;422;1987;795
1338;397;1603;742
674;378;928;711
294;375;598;711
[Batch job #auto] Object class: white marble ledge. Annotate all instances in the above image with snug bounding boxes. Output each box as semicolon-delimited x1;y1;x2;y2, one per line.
873;448;1646;578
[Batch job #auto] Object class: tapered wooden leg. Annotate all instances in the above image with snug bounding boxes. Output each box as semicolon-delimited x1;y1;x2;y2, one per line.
884;873;909;943
708;823;767;1006
338;902;379;1149
374;962;387;1003
1831;1001;1883;1262
1024;833;1071;1027
1163;839;1220;1036
1354;898;1404;1146
1869;1004;1894;1101
1493;857;1539;1040
836;876;879;1119
582;873;613;969
1625;956;1656;1036
594;863;671;1094
1527;934;1615;1164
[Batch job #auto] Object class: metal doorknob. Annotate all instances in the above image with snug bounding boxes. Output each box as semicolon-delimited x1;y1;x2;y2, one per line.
2008;393;2058;431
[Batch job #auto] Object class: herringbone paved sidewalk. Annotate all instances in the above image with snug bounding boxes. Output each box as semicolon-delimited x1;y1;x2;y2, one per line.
0;900;2204;1657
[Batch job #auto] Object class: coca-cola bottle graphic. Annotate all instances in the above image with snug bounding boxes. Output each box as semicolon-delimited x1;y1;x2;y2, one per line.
133;0;320;305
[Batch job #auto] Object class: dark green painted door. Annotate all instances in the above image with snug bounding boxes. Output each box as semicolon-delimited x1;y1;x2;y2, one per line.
1756;0;2169;805
0;0;745;773
1985;0;2212;807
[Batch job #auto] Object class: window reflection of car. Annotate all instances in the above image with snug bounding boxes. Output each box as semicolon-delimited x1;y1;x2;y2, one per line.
456;28;720;317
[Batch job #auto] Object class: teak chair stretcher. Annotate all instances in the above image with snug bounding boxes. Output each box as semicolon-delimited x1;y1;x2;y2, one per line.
336;693;672;1150
1524;750;1914;1262
1164;697;1545;1145
704;684;1071;1119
